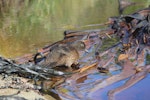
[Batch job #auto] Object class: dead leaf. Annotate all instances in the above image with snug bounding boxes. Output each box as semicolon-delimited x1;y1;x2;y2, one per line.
118;54;128;61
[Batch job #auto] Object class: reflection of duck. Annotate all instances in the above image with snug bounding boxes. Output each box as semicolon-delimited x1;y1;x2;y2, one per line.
118;0;136;15
35;44;79;70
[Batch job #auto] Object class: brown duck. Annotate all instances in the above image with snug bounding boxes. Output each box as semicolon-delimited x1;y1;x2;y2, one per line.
35;44;79;70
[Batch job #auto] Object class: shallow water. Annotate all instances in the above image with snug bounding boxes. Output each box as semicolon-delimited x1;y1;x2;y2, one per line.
0;0;148;58
115;74;150;100
0;1;149;100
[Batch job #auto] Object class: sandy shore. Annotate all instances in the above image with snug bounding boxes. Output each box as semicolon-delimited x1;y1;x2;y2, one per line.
0;75;56;100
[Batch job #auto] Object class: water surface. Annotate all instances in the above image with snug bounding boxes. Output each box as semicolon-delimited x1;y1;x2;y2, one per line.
0;0;148;58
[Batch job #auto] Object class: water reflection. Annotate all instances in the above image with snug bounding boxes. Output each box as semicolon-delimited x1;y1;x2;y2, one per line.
116;75;150;100
0;0;148;58
0;0;119;58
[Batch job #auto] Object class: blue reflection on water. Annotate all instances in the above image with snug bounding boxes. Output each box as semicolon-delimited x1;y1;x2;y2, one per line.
116;74;150;100
91;74;150;100
91;78;128;100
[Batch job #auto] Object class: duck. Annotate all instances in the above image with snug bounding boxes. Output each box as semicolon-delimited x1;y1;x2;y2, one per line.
35;44;79;71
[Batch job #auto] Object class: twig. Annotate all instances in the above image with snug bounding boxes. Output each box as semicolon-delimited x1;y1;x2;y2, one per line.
76;62;98;73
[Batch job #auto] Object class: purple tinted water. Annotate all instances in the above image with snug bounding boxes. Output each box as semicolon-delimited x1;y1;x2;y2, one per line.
115;74;150;100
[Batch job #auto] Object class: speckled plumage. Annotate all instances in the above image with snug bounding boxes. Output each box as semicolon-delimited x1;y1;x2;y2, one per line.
40;44;79;70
